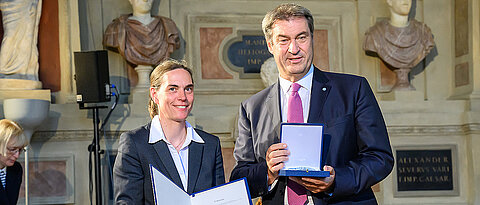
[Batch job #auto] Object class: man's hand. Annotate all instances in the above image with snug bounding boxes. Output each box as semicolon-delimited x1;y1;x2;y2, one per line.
265;143;290;185
289;165;335;193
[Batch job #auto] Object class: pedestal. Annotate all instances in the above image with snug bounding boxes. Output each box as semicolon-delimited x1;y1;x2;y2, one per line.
134;65;153;92
393;68;415;91
0;79;50;101
131;90;150;118
130;65;154;118
0;79;42;90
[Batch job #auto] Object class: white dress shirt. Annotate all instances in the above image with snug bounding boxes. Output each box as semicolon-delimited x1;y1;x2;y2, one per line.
279;64;314;123
0;167;6;188
148;115;205;191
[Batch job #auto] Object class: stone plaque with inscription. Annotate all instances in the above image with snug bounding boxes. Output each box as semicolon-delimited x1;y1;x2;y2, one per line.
226;35;273;77
394;146;458;197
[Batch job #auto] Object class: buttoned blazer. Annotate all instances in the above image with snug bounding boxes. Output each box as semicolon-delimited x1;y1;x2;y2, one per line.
114;123;225;205
230;67;394;204
0;161;22;205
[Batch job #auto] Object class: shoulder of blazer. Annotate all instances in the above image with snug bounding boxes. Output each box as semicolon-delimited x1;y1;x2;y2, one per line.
8;161;22;175
193;128;220;145
6;161;22;181
315;67;365;83
120;122;152;141
241;83;278;108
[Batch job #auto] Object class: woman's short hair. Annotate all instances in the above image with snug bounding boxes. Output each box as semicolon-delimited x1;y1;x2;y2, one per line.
148;59;194;119
0;119;28;156
261;3;314;42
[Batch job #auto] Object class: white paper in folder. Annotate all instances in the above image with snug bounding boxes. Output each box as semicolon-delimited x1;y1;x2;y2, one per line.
150;165;252;205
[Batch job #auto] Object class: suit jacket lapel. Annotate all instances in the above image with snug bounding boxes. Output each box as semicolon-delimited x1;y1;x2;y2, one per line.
266;82;282;142
308;67;331;123
152;141;184;190
187;141;204;193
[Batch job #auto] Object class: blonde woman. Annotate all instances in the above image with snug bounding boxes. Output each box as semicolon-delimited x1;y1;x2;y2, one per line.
113;59;225;204
0;119;28;205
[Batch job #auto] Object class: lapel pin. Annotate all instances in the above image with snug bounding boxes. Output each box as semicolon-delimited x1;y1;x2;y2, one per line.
322;87;327;91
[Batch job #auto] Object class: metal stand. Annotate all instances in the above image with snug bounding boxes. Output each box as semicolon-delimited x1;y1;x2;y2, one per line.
25;146;29;205
80;103;107;205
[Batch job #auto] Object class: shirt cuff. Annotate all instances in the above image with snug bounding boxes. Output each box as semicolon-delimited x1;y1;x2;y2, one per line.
267;178;278;192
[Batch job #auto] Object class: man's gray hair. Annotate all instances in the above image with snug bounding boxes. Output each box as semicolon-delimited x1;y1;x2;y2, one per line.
261;3;314;42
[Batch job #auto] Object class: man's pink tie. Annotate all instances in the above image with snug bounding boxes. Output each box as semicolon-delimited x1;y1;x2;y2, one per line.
287;83;303;124
286;83;307;205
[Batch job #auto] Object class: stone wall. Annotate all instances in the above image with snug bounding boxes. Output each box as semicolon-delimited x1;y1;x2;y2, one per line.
0;0;479;204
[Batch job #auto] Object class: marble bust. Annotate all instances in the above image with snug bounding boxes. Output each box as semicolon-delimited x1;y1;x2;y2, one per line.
103;0;180;67
363;0;435;90
103;0;180;89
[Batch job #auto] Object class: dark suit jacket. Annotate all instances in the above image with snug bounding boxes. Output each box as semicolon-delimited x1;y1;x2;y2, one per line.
0;162;23;205
230;67;394;204
114;123;225;205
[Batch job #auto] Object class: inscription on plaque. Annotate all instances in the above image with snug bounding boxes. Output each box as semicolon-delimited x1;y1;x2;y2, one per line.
227;35;273;74
396;149;453;191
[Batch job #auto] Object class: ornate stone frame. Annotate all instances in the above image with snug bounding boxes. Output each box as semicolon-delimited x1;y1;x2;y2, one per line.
392;144;459;197
17;153;75;204
187;14;344;95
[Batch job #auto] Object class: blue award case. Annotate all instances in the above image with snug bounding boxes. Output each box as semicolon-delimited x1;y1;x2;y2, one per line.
278;123;330;177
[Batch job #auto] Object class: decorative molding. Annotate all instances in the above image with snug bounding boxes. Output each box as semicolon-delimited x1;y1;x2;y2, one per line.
195;88;262;95
31;130;123;142
387;123;480;136
31;130;237;142
32;123;480;142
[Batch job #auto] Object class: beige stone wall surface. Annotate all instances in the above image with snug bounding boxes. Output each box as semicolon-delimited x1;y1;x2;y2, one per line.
1;0;479;204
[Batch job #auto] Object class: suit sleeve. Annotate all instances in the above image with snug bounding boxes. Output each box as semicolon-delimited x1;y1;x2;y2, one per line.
214;137;226;186
113;132;144;204
8;162;23;205
230;102;269;198
330;77;394;197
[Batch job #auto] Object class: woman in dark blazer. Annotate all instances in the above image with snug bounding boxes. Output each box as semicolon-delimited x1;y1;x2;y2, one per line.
113;59;225;204
0;119;28;205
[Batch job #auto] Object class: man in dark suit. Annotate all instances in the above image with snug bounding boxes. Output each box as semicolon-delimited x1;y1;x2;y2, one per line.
230;3;394;204
114;59;225;204
0;119;28;205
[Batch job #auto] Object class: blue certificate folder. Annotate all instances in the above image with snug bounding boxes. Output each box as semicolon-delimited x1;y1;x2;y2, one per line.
278;123;330;177
150;165;252;205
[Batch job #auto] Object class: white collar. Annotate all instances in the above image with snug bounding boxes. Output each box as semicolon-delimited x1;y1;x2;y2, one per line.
148;115;204;146
279;64;314;93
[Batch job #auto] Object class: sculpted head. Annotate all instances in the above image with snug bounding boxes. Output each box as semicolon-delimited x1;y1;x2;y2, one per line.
129;0;154;15
386;0;412;16
260;57;279;87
